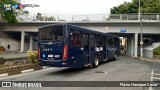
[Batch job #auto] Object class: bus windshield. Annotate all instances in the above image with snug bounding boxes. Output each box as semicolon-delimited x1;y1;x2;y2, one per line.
39;25;64;41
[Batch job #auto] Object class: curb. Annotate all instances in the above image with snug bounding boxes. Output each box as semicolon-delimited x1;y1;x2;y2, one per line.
42;66;49;69
0;66;48;78
0;73;8;77
21;69;34;73
138;57;160;63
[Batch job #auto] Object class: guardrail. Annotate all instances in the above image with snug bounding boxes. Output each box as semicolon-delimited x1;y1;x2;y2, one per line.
1;13;160;22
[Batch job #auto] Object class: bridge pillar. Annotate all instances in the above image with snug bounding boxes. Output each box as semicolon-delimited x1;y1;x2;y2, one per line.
20;31;25;52
127;37;132;56
134;33;138;58
29;36;33;50
131;37;134;57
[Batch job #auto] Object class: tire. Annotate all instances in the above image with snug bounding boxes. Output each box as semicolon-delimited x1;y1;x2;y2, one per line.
93;56;99;68
113;54;117;61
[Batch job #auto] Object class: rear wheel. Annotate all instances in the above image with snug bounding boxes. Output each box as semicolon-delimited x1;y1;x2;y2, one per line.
93;56;99;68
113;54;117;61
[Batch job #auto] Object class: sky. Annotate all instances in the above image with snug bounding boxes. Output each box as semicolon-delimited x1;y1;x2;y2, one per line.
21;0;131;15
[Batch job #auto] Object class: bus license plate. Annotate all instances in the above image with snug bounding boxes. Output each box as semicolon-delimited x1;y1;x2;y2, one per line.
48;54;53;57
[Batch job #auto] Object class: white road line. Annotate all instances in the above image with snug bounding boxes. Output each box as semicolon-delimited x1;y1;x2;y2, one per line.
150;77;160;80
149;69;154;90
152;73;160;76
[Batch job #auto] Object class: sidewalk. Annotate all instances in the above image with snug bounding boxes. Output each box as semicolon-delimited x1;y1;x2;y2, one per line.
121;53;160;62
138;56;160;63
0;51;27;59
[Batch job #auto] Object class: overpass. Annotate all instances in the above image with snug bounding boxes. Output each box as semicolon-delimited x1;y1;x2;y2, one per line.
0;14;160;58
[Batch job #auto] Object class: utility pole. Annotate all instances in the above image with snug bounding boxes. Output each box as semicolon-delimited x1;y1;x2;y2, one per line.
138;0;141;20
140;17;143;58
139;0;143;58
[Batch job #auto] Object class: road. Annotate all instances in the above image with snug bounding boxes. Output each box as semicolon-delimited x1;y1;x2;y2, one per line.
1;55;160;90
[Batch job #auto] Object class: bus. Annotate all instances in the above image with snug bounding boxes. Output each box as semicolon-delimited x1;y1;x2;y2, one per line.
38;24;120;68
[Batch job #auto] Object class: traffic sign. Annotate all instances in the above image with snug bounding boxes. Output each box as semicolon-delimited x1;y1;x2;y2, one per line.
120;29;126;33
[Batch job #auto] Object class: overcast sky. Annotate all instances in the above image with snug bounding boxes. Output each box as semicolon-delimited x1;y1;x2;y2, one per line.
21;0;131;15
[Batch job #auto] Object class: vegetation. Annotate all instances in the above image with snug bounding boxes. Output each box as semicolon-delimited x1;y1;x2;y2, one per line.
0;0;19;24
153;46;160;55
0;46;5;52
27;50;38;63
0;46;4;48
110;0;160;14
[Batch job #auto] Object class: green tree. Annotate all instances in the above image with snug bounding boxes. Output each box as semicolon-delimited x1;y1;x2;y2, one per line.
110;0;160;14
0;0;19;24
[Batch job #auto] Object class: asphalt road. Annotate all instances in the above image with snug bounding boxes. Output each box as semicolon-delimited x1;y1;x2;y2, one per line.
1;55;160;90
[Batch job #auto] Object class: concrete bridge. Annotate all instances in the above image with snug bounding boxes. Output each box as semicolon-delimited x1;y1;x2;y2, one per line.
0;14;160;58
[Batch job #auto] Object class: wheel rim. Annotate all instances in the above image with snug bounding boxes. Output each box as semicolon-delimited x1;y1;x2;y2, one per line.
115;55;117;59
95;58;99;66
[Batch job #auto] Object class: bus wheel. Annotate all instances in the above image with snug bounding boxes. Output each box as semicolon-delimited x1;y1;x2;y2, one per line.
93;56;99;68
113;54;117;61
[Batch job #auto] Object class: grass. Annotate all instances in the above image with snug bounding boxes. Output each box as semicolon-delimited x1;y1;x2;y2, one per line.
153;46;160;55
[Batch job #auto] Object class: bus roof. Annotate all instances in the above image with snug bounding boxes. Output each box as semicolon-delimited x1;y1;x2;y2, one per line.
38;23;119;38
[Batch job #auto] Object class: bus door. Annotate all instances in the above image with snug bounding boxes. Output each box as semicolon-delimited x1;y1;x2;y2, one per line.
83;33;90;64
107;36;114;59
106;36;109;59
90;33;95;64
70;29;90;67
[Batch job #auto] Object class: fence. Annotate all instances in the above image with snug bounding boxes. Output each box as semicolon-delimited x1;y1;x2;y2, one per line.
0;13;160;22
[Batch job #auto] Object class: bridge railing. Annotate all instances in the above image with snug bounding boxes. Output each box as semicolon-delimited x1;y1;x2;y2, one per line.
1;13;160;22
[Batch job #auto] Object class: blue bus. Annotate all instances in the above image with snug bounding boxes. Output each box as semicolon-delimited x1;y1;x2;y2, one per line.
38;24;120;68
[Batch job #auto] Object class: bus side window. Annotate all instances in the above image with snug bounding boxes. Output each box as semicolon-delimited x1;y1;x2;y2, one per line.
70;29;83;47
108;36;114;46
83;33;89;46
95;34;98;47
98;36;104;47
91;34;94;47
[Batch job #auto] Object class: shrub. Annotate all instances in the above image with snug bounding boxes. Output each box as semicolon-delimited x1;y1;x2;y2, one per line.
0;46;4;48
0;46;5;52
26;50;38;63
153;46;160;55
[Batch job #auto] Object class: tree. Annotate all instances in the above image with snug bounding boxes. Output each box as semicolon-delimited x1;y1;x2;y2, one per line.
110;0;160;14
0;0;19;24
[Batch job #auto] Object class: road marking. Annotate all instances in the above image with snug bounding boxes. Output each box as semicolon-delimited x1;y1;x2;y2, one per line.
0;67;55;80
21;69;34;73
149;69;154;90
152;73;160;76
150;77;160;80
149;69;160;90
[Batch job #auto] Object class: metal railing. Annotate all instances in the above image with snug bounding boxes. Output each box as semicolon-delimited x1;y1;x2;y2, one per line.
1;13;160;22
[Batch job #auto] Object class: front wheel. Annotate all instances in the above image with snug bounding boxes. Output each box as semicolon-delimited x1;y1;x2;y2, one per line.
93;56;99;68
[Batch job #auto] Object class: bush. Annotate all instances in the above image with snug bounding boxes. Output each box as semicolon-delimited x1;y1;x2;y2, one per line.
153;46;160;55
0;46;4;48
26;50;38;63
0;46;5;52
